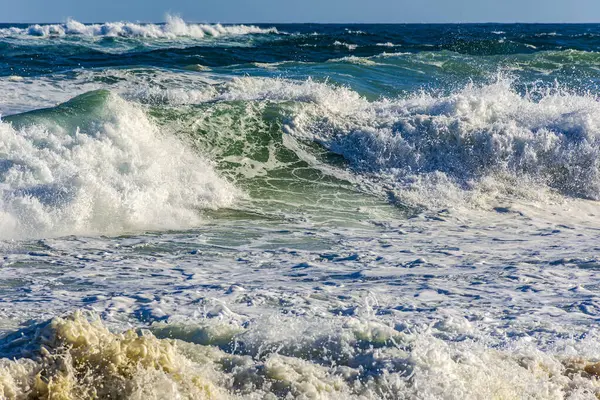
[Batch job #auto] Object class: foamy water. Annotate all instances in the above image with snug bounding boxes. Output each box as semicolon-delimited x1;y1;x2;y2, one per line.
2;20;600;399
0;15;278;39
0;90;236;239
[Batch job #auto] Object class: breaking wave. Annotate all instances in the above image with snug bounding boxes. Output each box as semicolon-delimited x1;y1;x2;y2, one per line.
4;71;600;229
124;74;600;209
0;90;237;240
0;15;278;39
277;78;600;207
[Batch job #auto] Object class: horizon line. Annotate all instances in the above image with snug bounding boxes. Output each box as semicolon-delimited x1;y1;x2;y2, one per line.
2;20;600;25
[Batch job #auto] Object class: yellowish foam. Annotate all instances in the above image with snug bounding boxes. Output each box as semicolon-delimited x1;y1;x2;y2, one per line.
0;312;228;399
2;312;600;399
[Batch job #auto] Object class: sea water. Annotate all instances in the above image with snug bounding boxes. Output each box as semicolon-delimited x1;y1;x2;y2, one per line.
1;17;600;399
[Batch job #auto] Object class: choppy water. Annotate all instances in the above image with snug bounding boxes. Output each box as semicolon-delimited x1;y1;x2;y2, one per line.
2;17;600;399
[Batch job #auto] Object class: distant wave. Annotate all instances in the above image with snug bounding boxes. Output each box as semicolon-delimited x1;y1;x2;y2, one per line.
0;15;278;39
333;40;358;50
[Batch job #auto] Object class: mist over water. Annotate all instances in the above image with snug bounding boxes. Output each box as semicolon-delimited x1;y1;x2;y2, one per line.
2;19;600;399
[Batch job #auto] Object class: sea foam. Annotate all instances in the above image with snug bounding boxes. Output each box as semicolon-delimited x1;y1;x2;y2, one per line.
0;90;237;240
1;311;600;399
213;77;600;208
0;15;277;39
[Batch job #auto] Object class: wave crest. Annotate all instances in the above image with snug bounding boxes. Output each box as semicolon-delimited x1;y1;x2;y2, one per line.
209;77;600;207
0;15;278;39
0;90;237;240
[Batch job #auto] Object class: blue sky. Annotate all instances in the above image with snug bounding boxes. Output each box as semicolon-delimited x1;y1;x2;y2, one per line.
3;0;600;23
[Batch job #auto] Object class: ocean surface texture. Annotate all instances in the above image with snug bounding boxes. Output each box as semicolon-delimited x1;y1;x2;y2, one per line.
2;18;600;399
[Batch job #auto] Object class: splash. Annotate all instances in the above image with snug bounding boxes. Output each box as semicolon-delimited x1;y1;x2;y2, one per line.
0;15;277;39
0;90;237;240
1;312;600;399
212;76;600;208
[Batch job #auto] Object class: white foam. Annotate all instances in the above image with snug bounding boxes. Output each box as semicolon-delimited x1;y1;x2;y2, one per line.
327;56;380;66
215;76;600;208
0;68;222;115
333;41;358;51
0;92;237;240
344;29;366;35
0;15;277;39
2;311;600;399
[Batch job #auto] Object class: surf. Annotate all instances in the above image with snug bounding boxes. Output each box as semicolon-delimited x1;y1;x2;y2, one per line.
1;311;600;399
113;73;600;209
0;90;237;240
0;15;278;39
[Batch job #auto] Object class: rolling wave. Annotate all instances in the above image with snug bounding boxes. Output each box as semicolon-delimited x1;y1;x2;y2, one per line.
4;72;600;239
0;15;278;39
124;74;600;208
276;77;600;206
0;90;237;240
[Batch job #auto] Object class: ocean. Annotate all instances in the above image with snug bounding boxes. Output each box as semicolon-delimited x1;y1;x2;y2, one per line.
1;17;600;399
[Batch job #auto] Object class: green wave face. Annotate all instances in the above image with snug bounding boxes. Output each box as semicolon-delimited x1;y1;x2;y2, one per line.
4;89;113;132
149;100;397;225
